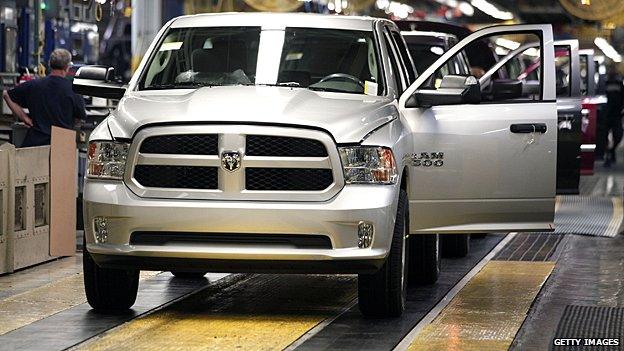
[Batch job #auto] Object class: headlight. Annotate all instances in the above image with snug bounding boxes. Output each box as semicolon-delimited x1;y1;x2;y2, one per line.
87;141;129;180
338;146;397;184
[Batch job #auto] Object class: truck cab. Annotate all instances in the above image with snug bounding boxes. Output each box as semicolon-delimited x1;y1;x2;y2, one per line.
74;13;558;317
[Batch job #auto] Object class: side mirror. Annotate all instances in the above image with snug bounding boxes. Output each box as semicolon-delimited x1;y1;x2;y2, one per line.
406;75;481;108
73;65;126;100
522;80;540;96
491;79;523;100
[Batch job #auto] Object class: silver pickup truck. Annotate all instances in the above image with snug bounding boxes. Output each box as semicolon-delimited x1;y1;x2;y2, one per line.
75;13;559;317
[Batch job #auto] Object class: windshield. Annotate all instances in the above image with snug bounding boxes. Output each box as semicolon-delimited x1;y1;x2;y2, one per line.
140;26;384;95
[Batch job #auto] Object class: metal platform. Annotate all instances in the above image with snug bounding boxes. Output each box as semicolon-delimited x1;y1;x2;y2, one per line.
494;232;565;261
553;305;624;351
555;196;622;237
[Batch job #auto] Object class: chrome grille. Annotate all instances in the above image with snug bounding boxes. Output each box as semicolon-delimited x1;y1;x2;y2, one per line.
126;125;343;201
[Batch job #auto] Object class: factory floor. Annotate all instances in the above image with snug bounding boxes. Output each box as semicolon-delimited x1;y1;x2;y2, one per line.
0;161;623;351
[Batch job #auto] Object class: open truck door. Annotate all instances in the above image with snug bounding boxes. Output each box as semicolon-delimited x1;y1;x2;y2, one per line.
398;25;557;233
479;39;582;195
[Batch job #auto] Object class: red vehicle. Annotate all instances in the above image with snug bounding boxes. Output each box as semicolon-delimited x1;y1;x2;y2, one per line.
579;49;605;175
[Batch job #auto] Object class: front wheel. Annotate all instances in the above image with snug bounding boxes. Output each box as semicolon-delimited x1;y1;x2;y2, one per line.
83;241;139;311
358;190;408;317
408;234;440;285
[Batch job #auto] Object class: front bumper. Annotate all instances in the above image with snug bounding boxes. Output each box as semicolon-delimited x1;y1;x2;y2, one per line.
84;181;398;273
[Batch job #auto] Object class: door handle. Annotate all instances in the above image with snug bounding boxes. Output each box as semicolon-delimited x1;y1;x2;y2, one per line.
510;123;547;134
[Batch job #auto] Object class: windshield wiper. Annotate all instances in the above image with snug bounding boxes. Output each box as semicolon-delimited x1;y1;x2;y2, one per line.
143;82;216;90
275;82;301;87
254;82;302;88
307;86;353;93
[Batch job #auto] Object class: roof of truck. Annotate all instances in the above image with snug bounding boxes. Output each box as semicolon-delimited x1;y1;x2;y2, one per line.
170;12;392;31
400;30;454;38
401;31;456;47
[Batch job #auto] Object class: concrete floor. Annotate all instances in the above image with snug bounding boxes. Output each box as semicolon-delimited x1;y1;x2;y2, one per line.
0;160;622;351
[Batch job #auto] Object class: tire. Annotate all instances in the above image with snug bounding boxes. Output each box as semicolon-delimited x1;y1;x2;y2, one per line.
408;234;440;285
171;271;207;279
358;190;408;318
441;234;470;258
83;239;139;311
471;233;487;239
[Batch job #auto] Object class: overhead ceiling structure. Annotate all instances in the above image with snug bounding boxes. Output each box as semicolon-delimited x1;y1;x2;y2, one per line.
243;0;303;12
490;0;571;23
558;0;624;21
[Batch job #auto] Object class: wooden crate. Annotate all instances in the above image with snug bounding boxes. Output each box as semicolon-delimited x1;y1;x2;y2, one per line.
0;130;77;274
0;144;10;274
12;146;52;271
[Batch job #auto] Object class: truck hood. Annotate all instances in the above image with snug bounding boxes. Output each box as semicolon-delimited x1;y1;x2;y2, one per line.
107;85;396;143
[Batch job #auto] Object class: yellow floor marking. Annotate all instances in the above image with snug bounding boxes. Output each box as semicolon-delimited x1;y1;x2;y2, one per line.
606;197;623;236
77;274;357;351
408;261;554;351
0;271;158;336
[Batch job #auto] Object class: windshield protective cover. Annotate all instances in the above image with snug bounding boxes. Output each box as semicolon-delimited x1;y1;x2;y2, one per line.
140;26;384;95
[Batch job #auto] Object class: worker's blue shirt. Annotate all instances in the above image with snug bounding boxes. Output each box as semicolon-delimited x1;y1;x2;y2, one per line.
8;75;86;147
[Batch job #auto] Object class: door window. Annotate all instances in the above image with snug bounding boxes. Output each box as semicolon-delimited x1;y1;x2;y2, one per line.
497;45;570;98
422;32;545;103
554;48;571;97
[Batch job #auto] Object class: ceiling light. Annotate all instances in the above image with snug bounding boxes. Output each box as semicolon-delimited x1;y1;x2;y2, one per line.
384;1;414;19
376;0;390;9
495;38;520;50
523;48;540;57
470;0;513;20
595;37;622;63
458;2;475;16
495;47;509;55
430;46;445;55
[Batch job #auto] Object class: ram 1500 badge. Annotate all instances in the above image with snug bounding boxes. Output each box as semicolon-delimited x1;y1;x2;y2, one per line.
74;13;558;317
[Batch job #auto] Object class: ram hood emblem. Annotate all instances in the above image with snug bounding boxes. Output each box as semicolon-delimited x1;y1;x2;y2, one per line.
221;151;242;172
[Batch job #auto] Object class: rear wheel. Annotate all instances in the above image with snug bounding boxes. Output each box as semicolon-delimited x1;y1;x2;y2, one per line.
171;271;207;279
441;234;470;258
358;190;408;318
408;234;440;285
83;240;139;311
